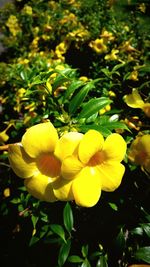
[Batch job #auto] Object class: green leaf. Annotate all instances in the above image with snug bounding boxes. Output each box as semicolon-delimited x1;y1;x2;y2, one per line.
82;245;89;258
78;97;112;119
50;224;66;243
29;236;40;246
79;124;111;137
134;246;150;264
131;227;143;236
96;255;108;267
108;202;118;211
63;80;84;100
31;214;39;229
81;258;91;267
52;68;76;91
63;202;74;234
140;223;150;238
69;80;98;114
58;239;71;267
68;255;83;263
115;228;126;256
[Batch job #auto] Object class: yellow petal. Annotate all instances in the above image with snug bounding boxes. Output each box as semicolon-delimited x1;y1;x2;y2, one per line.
61;156;83;180
128;135;150;166
124;89;144;109
78;130;104;164
8;144;37;178
72;166;102;207
53;177;74;201
24;173;57;202
97;162;125;192
54;132;83;161
142;103;150;118
102;133;127;162
22;122;58;158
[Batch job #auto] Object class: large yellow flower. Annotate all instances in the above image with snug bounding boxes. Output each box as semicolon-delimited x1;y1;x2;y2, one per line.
8;122;61;202
8;122;83;203
124;89;150;117
128;134;150;173
53;130;127;207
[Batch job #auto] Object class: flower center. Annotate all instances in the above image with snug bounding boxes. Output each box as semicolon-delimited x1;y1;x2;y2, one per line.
37;153;61;177
88;151;105;167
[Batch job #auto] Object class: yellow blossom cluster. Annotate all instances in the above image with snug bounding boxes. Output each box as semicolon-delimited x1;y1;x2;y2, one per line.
8;122;127;207
6;15;21;36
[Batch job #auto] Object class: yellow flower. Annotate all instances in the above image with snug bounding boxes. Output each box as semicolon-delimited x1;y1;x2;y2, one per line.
6;15;21;36
8;122;60;202
105;49;119;61
8;122;83;203
53;130;126;207
89;38;107;54
128;135;150;173
99;104;111;115
100;30;115;42
0;123;13;144
124;89;150;117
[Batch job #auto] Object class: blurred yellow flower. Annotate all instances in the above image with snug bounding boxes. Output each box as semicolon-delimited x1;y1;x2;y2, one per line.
124;89;150;117
22;5;33;15
0;123;13;144
129;70;139;81
99;104;111;115
53;130;126;207
89;38;107;54
100;30;115;42
128;134;150;173
3;188;10;198
105;49;119;61
6;15;21;36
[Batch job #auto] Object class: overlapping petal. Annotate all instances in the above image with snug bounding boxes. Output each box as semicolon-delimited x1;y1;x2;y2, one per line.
96;162;125;192
22;122;58;158
61;155;83;180
54;132;83;161
102;133;127;162
24;173;57;202
53;177;74;201
72;166;102;207
8;144;37;178
78;130;104;164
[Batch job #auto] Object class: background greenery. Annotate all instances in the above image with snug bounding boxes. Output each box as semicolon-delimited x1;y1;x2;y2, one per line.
0;0;150;266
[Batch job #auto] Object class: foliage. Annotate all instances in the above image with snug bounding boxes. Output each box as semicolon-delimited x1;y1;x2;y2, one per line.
0;0;150;267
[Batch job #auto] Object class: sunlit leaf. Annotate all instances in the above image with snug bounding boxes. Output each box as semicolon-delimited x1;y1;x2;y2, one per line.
63;202;74;234
134;246;150;264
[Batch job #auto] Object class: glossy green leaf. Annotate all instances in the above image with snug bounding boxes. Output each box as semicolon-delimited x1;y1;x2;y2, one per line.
69;80;99;114
134;246;150;264
63;202;74;234
82;245;89;258
58;239;71;267
140;223;150;238
79;124;111;137
31;214;39;229
50;224;66;243
81;258;91;267
68;255;83;263
96;255;108;267
78;97;112;119
63;80;84;100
